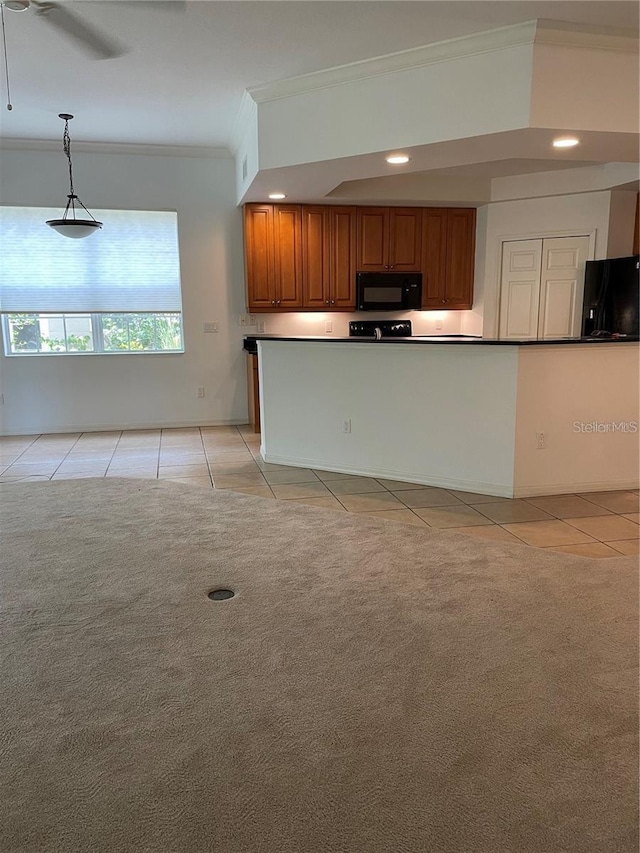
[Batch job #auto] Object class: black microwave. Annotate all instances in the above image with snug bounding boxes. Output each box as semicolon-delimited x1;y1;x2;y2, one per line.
356;272;422;311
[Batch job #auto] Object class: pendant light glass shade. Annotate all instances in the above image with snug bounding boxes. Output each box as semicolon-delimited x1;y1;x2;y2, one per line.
47;114;102;239
46;218;102;238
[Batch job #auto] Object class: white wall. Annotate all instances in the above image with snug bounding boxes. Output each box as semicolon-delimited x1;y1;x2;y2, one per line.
259;340;519;495
607;191;638;258
530;42;639;134
479;191;613;338
0;147;248;435
258;339;639;497
514;343;639;496
251;308;464;339
256;45;533;170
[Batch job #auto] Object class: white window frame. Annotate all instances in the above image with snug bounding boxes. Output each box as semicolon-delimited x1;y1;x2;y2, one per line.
1;312;184;356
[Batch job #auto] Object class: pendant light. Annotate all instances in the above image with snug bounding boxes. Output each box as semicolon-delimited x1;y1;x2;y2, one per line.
46;113;102;238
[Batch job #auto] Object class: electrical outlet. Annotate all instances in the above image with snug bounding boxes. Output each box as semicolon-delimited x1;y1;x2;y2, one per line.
325;320;333;333
248;315;256;325
536;432;545;449
239;315;247;327
435;319;443;330
203;322;219;333
197;387;205;398
342;418;351;434
257;320;266;333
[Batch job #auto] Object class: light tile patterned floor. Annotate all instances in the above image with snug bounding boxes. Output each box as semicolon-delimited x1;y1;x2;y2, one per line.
1;426;638;560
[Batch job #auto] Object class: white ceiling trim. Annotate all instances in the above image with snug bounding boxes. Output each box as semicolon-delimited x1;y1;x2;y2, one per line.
535;18;639;53
247;20;538;104
0;139;231;159
229;92;258;156
247;18;638;105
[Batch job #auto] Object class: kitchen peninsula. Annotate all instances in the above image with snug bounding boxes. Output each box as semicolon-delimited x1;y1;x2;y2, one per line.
248;336;639;498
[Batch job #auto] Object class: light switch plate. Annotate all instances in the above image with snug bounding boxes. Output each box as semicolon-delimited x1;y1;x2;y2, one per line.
204;322;219;333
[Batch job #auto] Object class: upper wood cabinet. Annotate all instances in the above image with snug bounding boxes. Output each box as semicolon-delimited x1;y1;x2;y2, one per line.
302;205;356;311
245;203;475;312
244;204;275;310
301;205;357;310
244;204;303;310
356;207;422;272
422;208;476;310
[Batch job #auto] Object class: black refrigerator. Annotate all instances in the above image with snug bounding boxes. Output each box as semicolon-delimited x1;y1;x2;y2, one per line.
582;255;640;337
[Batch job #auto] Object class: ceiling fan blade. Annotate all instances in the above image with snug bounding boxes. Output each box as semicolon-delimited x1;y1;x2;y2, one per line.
108;1;187;9
32;2;128;60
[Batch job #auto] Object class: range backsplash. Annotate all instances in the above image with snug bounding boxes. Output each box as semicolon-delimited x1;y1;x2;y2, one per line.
246;309;482;338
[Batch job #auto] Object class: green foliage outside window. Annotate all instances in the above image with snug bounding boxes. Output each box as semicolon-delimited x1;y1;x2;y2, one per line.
3;313;183;354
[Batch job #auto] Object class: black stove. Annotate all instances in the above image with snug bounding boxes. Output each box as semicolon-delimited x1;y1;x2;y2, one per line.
348;320;412;338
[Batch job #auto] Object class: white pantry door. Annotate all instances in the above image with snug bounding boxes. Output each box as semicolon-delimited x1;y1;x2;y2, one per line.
537;236;590;339
498;239;543;340
498;235;590;340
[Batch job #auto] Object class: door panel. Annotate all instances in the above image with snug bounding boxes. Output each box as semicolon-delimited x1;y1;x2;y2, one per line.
330;207;357;309
538;236;590;339
445;208;476;308
498;239;543;339
302;206;330;309
538;279;578;338
244;205;275;309
273;205;303;308
421;209;447;307
357;208;388;270
389;208;422;271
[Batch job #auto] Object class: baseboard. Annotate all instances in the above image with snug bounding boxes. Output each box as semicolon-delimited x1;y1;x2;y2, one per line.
260;451;514;498
512;479;640;497
0;419;250;437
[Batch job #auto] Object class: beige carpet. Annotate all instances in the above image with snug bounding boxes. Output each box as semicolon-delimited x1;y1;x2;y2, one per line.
1;479;637;853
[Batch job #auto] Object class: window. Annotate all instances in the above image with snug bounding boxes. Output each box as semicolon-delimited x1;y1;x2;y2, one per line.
0;207;183;355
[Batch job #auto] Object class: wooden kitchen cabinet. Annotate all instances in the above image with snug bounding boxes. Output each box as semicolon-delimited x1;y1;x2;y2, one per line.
356;207;422;271
422;208;476;310
245;202;474;312
246;353;260;433
244;204;303;311
301;205;356;310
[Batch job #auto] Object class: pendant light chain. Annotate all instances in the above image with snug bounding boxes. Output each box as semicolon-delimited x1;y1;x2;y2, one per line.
46;112;102;236
1;3;13;111
62;117;76;200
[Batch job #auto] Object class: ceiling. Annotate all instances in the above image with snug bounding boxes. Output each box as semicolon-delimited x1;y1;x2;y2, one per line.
0;0;638;148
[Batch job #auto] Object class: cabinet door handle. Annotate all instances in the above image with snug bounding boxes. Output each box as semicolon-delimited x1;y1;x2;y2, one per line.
441;298;446;304
271;300;276;305
325;300;330;305
389;265;395;270
276;300;281;305
330;300;335;305
383;265;389;270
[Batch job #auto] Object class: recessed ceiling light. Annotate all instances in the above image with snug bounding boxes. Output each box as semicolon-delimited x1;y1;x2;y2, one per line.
385;154;410;165
268;192;287;200
553;137;579;149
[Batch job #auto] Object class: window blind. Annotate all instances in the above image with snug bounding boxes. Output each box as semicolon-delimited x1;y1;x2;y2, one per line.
0;207;182;313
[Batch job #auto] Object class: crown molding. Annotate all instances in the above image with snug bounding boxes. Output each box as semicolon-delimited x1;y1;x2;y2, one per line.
248;20;537;103
229;91;258;155
534;18;639;53
248;18;638;104
0;138;232;158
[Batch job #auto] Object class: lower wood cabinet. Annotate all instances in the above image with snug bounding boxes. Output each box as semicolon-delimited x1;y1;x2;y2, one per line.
422;208;476;310
246;353;260;433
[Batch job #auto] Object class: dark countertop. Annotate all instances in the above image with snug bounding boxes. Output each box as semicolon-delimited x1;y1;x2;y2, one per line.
243;335;639;353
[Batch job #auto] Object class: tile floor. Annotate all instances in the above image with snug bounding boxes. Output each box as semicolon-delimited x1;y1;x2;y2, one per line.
1;426;638;560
